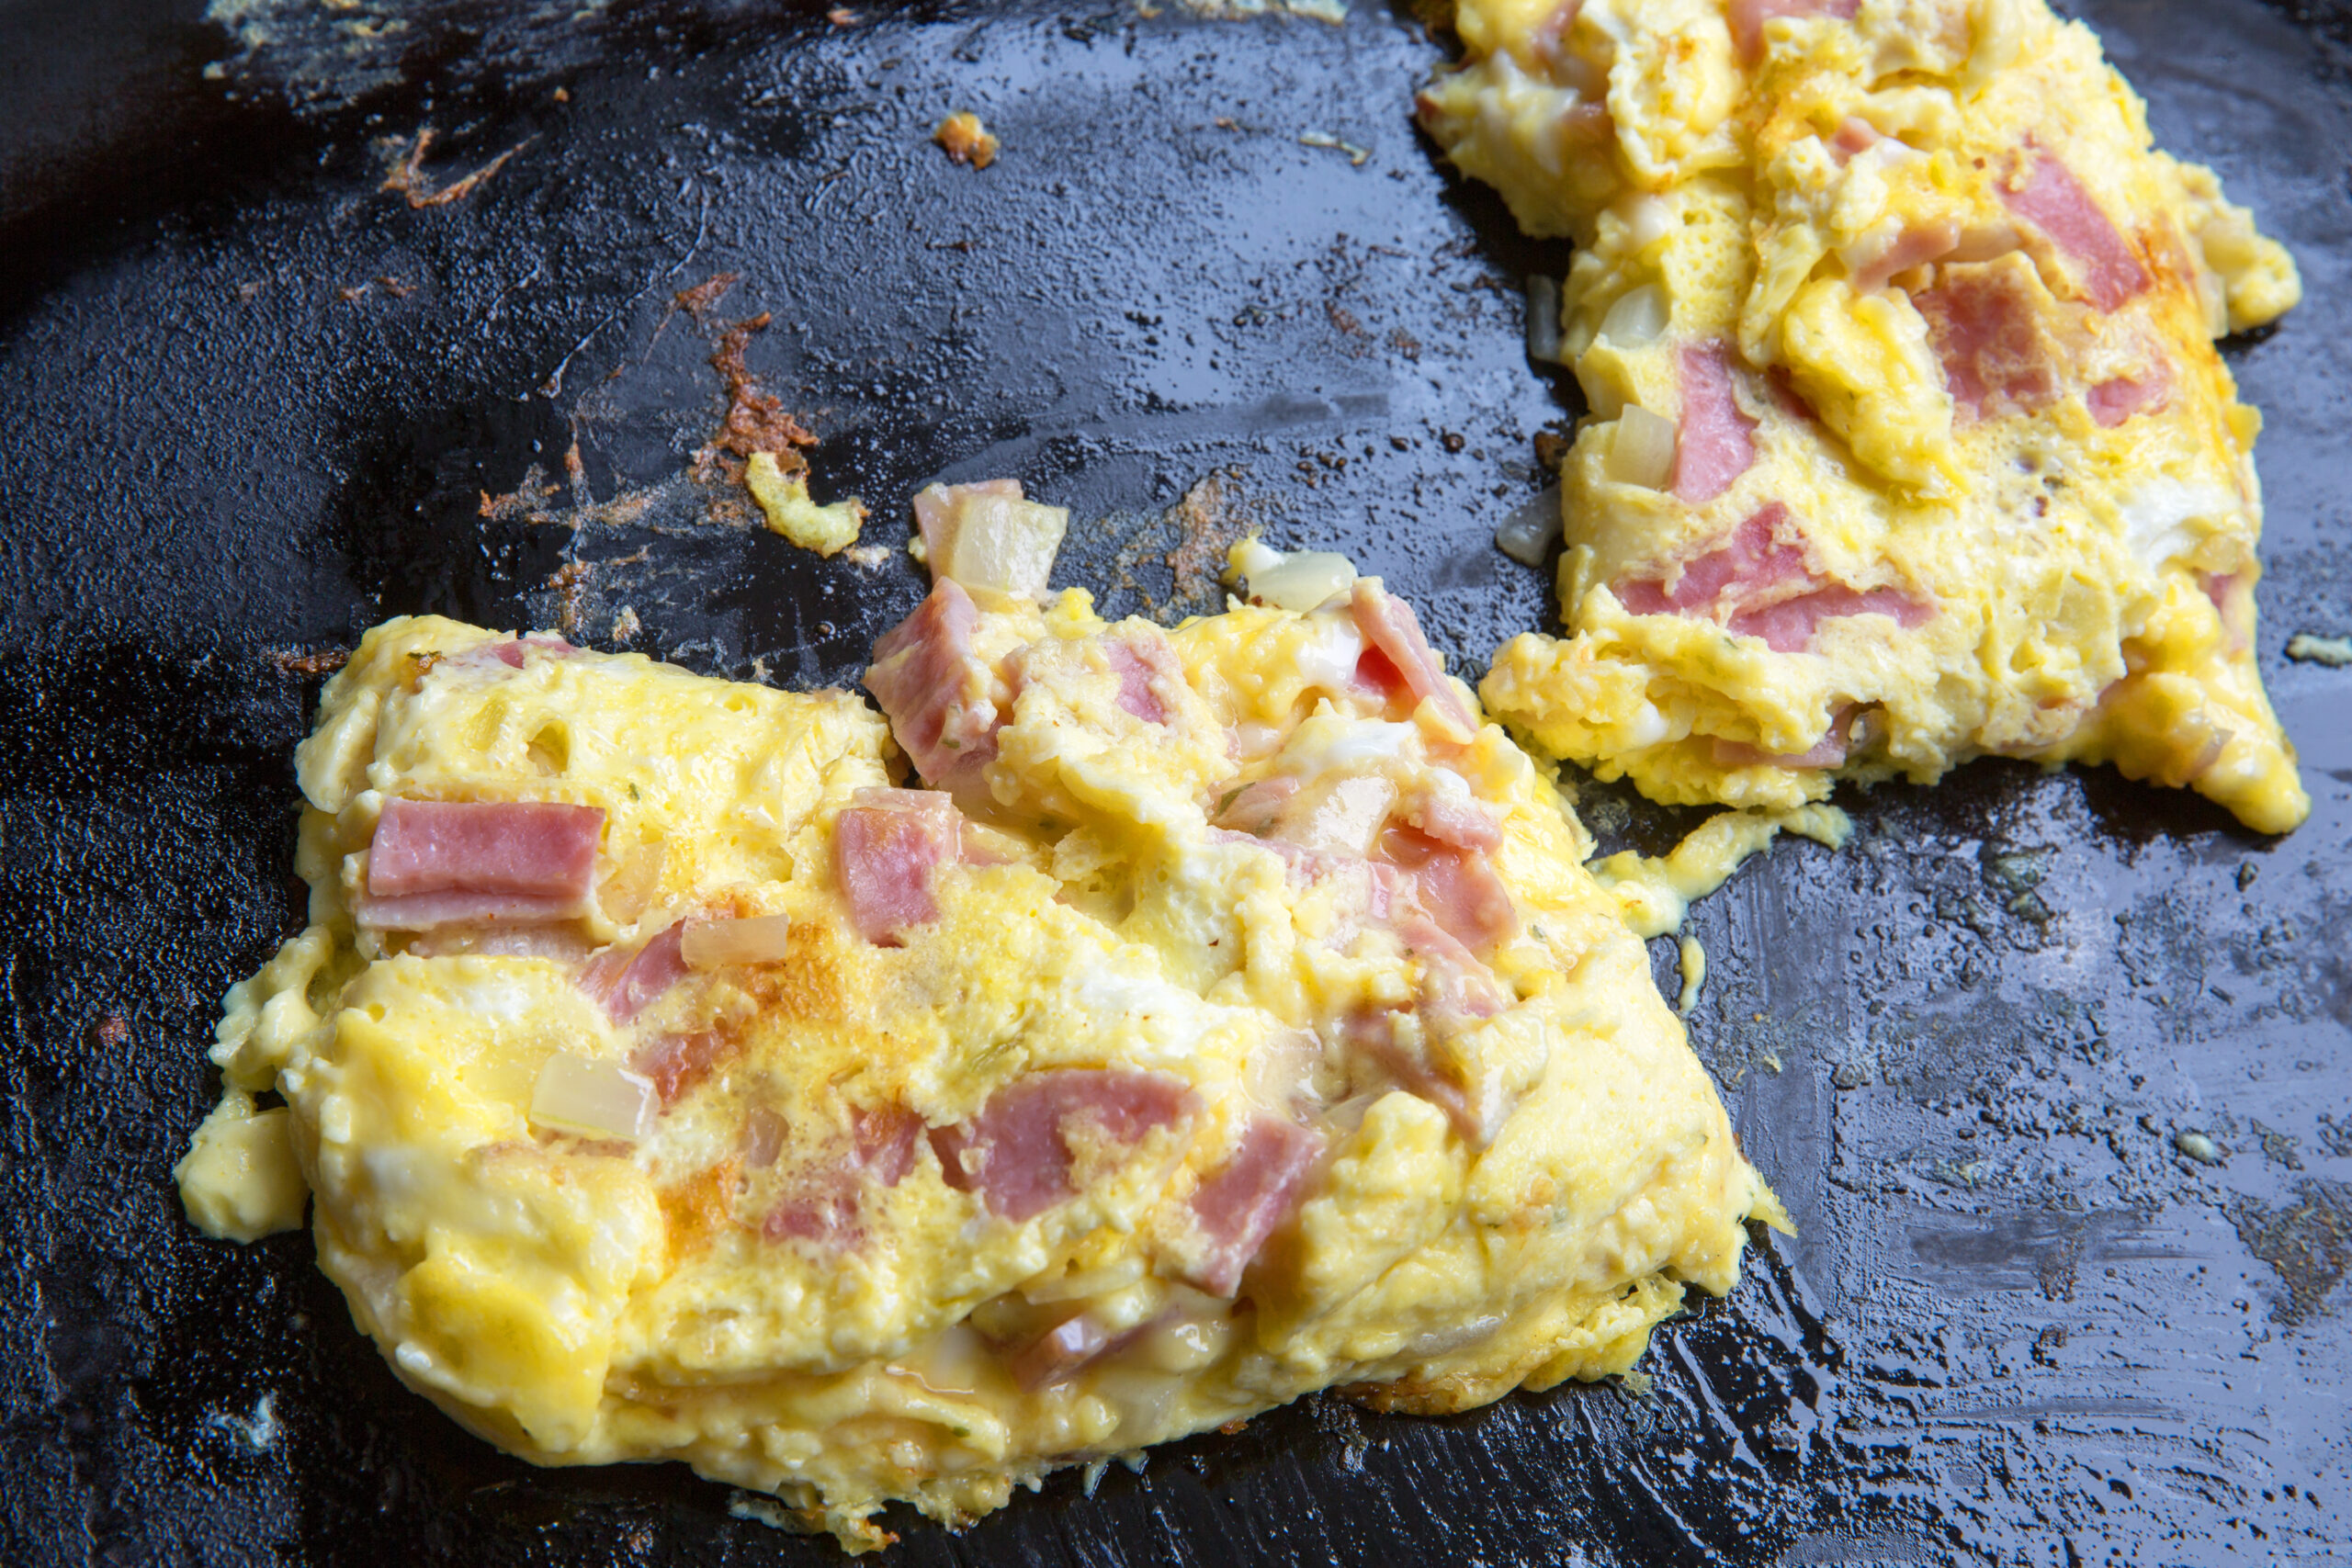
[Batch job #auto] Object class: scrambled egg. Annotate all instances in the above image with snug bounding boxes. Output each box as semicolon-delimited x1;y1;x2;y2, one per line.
178;597;1779;1550
1420;0;2309;833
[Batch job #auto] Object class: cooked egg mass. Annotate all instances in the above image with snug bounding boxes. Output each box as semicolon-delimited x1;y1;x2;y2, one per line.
177;565;1784;1549
1420;0;2309;833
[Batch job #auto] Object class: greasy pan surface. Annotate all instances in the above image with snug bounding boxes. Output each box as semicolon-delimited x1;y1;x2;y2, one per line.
3;0;2349;1561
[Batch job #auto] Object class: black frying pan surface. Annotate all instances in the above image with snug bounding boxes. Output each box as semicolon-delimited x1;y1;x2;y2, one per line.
3;0;2349;1562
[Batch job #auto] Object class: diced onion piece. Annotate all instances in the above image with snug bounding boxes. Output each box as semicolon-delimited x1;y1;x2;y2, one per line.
1523;275;1564;365
1605;407;1678;490
1232;539;1359;612
1599;283;1668;347
680;914;793;968
530;1053;656;1141
1494;484;1564;566
1622;195;1673;251
944;493;1069;598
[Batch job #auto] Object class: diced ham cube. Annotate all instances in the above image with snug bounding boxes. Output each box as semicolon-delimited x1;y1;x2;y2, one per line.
1183;1115;1325;1297
2087;359;2170;427
1349;580;1476;734
1672;344;1758;505
359;800;604;929
1912;264;2062;420
1616;504;1932;653
1728;0;1859;62
760;1100;926;1247
1727;583;1934;653
1377;826;1519;953
579;922;690;1022
1617;504;1811;617
863;580;1003;798
930;1068;1197;1222
834;789;965;944
1830;116;1880;159
1340;969;1506;1145
631;1027;733;1104
851;1102;924;1187
441;634;575;672
1999;151;2149;313
1095;629;1186;728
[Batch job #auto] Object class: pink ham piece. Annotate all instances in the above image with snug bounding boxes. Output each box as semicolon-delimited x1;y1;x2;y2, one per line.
863;580;1002;799
438;634;575;673
834;788;965;944
1617;504;1812;618
1397;908;1512;1026
1102;633;1177;726
850;1103;923;1186
1349;580;1477;734
1377;826;1518;953
2202;572;2253;649
1999;152;2149;313
1830;116;1880;159
488;635;574;669
579;922;690;1023
358;799;604;928
1672;344;1758;505
1729;0;1858;65
930;1068;1197;1222
1712;705;1859;769
1617;504;1932;652
1183;1115;1325;1297
1909;266;2060;421
1730;584;1933;654
1341;967;1506;1145
1913;265;2061;420
2087;363;2170;428
763;1101;926;1246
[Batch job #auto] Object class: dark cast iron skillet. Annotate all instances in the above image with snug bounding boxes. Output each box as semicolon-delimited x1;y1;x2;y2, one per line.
4;0;2349;1562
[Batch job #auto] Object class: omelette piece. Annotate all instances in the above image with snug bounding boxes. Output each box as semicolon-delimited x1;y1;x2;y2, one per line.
1419;0;2309;833
177;567;1779;1549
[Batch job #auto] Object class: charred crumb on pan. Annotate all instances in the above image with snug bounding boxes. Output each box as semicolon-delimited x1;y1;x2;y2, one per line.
695;313;820;496
1091;469;1259;622
2230;1181;2352;1325
548;560;594;635
673;271;741;326
933;112;999;168
377;126;534;209
265;648;352;677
